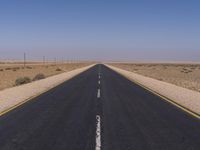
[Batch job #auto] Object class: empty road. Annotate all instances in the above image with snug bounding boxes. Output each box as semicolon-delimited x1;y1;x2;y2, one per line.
0;64;200;150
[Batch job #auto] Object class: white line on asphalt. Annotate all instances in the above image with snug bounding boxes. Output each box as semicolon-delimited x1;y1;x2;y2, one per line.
99;75;101;79
97;89;100;98
98;80;100;85
95;115;101;150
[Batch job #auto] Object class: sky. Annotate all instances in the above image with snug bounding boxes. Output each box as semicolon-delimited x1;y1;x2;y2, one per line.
0;0;200;62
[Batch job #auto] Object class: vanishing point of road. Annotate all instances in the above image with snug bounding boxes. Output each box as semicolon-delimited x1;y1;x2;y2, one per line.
0;64;200;150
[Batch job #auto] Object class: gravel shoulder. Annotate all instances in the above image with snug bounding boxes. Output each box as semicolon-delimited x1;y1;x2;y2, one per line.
107;64;200;116
0;64;94;114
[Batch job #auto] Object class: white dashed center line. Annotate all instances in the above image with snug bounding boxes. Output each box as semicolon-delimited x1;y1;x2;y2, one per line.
97;89;100;98
95;115;101;150
96;68;101;150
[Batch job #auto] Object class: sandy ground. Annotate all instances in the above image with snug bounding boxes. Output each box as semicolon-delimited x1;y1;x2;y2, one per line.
0;63;91;90
107;64;200;116
111;63;200;92
0;64;94;114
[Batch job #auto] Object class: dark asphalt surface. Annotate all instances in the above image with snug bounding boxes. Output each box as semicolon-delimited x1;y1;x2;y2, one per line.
0;64;200;150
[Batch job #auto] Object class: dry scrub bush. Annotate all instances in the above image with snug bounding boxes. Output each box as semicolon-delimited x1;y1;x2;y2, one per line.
5;68;12;70
56;68;62;71
26;66;33;69
32;73;45;81
15;77;31;86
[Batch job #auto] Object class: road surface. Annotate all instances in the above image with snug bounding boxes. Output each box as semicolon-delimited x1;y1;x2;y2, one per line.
0;64;200;150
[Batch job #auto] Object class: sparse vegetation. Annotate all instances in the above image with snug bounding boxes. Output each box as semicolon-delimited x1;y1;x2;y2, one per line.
32;73;45;81
15;77;31;86
26;66;33;69
56;68;62;71
181;67;193;73
5;67;12;70
13;67;20;70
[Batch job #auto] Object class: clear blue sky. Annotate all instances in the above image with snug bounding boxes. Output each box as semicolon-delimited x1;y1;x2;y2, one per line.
0;0;200;61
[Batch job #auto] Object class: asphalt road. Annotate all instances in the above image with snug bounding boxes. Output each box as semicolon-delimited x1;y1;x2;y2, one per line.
0;64;200;150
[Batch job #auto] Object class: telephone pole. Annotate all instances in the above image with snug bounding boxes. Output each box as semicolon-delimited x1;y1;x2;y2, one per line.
23;52;26;68
43;56;45;65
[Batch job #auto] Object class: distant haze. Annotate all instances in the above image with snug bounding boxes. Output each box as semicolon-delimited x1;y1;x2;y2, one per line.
0;0;200;62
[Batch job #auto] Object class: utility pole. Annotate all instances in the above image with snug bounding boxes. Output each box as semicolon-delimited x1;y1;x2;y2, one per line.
43;56;45;65
23;52;26;68
54;57;56;65
61;57;64;64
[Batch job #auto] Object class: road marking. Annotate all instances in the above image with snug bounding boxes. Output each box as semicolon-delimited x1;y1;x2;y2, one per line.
98;80;100;85
95;115;101;150
99;75;101;79
97;89;100;98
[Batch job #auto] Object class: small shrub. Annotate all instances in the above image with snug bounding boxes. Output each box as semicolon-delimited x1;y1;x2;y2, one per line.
32;73;45;81
15;77;31;86
0;69;3;71
5;67;11;70
56;68;62;71
13;67;20;70
188;70;193;73
26;66;32;69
